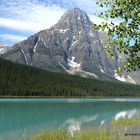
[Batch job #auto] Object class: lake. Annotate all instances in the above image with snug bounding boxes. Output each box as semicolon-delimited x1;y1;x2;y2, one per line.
0;98;140;139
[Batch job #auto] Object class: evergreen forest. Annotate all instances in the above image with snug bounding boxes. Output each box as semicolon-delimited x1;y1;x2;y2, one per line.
0;58;140;97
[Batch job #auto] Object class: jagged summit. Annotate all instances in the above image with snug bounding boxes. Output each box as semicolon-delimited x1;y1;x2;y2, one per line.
58;8;92;25
54;8;93;33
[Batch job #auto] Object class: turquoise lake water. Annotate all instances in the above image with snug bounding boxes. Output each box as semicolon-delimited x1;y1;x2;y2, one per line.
0;98;140;139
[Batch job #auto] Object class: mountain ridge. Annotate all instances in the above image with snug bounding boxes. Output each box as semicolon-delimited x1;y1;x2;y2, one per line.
2;8;140;84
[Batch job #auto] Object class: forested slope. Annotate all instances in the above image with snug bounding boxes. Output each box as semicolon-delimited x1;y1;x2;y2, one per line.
0;58;140;97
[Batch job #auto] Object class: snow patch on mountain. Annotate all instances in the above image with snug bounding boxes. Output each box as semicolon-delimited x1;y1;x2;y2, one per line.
114;73;137;84
114;73;126;82
54;29;69;33
127;75;136;84
71;41;78;46
80;70;99;79
33;38;40;53
89;31;94;37
39;37;47;47
20;48;28;64
59;29;69;33
68;57;81;68
100;68;105;74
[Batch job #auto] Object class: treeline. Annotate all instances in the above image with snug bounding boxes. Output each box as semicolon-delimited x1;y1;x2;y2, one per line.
0;57;140;97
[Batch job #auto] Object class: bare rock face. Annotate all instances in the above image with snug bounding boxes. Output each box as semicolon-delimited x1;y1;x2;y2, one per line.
2;8;140;83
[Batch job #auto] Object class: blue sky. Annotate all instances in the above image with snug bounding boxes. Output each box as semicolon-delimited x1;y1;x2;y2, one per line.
0;0;107;45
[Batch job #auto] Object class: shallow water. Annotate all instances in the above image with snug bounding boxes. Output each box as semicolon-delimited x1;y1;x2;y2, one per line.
0;98;140;139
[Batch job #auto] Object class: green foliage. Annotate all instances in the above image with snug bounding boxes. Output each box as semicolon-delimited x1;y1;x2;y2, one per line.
29;130;69;140
27;128;137;140
112;118;140;127
28;117;140;140
94;0;140;72
0;57;140;96
28;129;109;140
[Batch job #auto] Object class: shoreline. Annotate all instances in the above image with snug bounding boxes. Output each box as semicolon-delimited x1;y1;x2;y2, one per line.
0;96;140;98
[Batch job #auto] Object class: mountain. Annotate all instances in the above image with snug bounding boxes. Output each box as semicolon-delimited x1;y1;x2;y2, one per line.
0;57;140;96
2;8;140;84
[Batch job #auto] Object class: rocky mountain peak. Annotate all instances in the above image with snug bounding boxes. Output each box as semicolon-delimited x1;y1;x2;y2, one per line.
59;8;91;23
2;8;140;84
54;8;92;32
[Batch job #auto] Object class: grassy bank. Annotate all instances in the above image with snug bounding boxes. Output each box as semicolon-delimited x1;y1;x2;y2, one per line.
112;118;140;127
27;128;140;140
27;118;140;140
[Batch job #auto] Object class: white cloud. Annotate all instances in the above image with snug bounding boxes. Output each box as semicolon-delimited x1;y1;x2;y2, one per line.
89;15;104;25
89;14;121;25
0;18;47;32
0;34;27;44
0;2;66;32
0;0;121;45
0;2;66;44
0;0;120;30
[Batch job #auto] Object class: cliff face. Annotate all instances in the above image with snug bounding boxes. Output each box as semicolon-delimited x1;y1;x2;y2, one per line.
2;8;140;83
